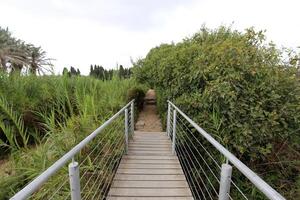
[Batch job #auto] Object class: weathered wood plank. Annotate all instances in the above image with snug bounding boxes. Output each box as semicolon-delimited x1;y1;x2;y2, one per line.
123;155;177;160
107;131;194;199
127;151;172;156
129;146;171;152
109;188;192;197
120;159;180;164
134;131;166;134
108;197;194;200
117;168;183;175
111;180;189;188
132;136;169;139
114;174;187;181
133;138;170;141
119;163;181;169
129;144;170;148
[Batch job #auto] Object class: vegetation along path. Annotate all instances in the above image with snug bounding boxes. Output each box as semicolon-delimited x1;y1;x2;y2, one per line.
107;90;193;199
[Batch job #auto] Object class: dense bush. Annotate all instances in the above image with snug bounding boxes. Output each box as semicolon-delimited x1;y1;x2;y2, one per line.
126;86;146;111
133;26;300;198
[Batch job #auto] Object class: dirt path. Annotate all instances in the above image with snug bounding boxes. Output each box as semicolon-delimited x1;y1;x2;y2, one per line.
135;89;162;132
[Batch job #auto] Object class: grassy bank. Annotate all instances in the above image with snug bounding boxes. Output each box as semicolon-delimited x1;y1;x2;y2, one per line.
0;74;144;199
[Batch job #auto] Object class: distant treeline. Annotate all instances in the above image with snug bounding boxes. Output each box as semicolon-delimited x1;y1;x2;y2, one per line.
62;65;132;80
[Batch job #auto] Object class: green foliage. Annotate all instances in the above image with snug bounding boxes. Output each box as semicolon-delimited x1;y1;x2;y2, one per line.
0;27;52;75
133;26;300;199
0;74;139;199
0;97;28;150
126;86;146;111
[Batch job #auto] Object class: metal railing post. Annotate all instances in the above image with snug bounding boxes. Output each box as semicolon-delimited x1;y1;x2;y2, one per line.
69;161;81;200
172;109;177;154
130;101;134;135
125;108;129;154
166;102;171;137
218;163;232;200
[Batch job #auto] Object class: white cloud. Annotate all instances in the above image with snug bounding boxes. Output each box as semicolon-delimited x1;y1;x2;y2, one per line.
0;0;299;75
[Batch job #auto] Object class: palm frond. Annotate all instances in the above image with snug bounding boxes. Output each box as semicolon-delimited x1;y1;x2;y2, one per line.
0;97;28;148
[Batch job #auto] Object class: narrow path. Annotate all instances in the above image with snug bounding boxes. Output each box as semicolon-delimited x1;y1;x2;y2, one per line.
108;90;193;199
135;89;162;132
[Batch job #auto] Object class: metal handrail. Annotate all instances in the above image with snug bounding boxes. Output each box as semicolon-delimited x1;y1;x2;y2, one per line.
167;100;285;200
11;100;134;200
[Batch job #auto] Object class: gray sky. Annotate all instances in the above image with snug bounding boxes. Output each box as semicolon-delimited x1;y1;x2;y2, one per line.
0;0;299;75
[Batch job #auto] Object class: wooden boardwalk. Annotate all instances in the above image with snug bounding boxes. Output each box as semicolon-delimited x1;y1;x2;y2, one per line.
108;131;193;200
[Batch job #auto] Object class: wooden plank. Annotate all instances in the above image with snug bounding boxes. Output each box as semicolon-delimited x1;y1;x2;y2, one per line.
108;197;194;200
128;147;171;151
133;135;168;137
120;159;180;164
130;140;170;143
128;150;171;153
130;142;171;145
117;168;183;175
127;151;172;156
107;131;194;200
133;136;168;139
129;144;170;148
114;174;186;181
118;163;181;169
111;180;189;188
132;139;169;142
109;188;192;197
134;131;166;134
133;138;170;141
123;155;177;160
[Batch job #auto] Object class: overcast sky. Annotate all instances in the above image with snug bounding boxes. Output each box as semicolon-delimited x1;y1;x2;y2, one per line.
0;0;299;75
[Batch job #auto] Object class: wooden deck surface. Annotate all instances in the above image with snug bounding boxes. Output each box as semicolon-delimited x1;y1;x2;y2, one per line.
108;131;193;200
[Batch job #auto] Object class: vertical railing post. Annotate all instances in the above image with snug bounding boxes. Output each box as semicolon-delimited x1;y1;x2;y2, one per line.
130;101;134;135
218;163;232;200
172;109;177;154
69;160;81;200
124;108;129;154
166;102;171;137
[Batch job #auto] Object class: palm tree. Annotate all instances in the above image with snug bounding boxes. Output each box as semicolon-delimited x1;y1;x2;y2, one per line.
0;27;53;75
0;28;26;72
27;45;53;75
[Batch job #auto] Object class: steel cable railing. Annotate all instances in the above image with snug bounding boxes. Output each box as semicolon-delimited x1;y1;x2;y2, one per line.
166;101;286;200
175;120;219;199
11;100;135;200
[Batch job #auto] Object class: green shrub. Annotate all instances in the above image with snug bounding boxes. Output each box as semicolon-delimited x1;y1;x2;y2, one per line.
126;86;146;110
133;26;300;199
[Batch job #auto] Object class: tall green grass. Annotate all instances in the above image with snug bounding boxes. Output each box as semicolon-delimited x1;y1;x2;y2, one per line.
0;73;141;199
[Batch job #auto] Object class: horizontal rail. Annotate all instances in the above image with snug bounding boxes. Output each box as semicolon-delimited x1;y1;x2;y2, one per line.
11;100;134;200
167;100;285;200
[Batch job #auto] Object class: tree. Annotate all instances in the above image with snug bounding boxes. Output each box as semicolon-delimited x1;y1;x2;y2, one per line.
0;28;26;72
62;67;69;76
119;65;125;78
27;46;53;75
0;26;53;75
